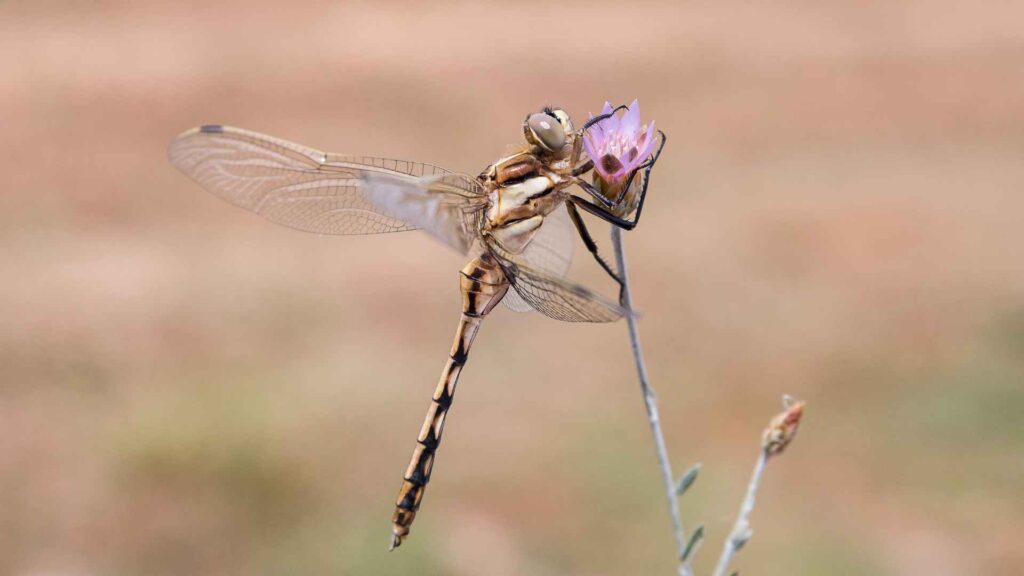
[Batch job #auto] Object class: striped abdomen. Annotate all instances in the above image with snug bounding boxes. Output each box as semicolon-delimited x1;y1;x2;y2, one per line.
390;254;509;549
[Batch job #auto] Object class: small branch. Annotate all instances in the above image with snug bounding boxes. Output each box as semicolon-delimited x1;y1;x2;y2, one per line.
611;227;690;576
712;397;806;576
711;449;766;576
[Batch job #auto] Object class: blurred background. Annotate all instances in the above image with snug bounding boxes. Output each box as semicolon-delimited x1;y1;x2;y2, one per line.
2;1;1022;574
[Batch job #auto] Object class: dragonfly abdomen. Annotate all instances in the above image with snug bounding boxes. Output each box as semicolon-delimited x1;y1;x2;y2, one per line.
390;255;509;549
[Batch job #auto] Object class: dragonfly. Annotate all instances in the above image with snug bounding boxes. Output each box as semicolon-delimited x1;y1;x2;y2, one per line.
168;106;665;549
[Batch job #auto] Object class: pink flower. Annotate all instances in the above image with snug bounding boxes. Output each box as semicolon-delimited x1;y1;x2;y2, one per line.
582;99;658;184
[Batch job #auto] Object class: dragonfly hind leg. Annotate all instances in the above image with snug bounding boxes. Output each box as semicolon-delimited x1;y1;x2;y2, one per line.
565;199;626;303
390;254;509;549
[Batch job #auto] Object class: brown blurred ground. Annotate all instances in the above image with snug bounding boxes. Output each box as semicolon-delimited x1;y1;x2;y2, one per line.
1;1;1023;574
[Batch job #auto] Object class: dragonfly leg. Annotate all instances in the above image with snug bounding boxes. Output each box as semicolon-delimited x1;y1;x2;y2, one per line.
569;194;639;230
581;104;629;131
566;199;626;302
574;178;617;209
390;254;509;550
572;157;595;177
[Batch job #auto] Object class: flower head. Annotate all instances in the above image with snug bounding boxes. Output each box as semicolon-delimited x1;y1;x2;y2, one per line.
582;99;657;184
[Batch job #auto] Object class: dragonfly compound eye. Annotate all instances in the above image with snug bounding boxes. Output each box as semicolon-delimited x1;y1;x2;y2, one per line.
549;108;574;133
525;112;566;152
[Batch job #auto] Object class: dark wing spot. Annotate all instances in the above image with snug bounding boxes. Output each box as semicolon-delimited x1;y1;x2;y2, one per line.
199;124;224;133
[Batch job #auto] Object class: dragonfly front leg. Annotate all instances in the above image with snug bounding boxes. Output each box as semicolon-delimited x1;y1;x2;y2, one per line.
390;254;509;550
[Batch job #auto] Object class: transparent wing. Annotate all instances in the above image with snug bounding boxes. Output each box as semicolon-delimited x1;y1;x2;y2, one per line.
361;172;487;253
501;288;535;313
168;125;487;252
502;204;576;313
490;243;624;323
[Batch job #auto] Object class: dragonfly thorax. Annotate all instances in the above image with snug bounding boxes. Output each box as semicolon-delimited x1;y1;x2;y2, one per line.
480;107;582;255
482;149;567;254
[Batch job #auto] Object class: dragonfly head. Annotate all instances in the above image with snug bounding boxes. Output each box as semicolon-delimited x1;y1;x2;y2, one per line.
524;107;574;157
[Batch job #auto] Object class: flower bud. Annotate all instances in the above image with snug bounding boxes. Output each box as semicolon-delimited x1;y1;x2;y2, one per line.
762;396;805;456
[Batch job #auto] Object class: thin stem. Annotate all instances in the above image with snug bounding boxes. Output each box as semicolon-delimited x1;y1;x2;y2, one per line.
712;448;769;576
611;227;689;576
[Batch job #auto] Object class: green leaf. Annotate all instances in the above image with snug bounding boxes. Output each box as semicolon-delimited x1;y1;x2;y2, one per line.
675;463;701;496
681;524;705;562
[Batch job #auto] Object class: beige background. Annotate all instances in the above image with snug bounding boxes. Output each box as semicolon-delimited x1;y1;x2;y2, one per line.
1;1;1022;574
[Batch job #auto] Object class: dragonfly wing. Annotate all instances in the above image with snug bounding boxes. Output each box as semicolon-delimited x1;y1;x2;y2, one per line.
501;287;535;313
168;125;486;252
502;203;575;313
491;243;624;323
362;172;486;254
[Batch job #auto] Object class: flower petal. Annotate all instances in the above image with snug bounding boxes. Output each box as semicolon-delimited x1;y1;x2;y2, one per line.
582;132;600;167
621;151;642;174
588;117;607;145
603;111;620;135
638;120;657;160
621;99;641;137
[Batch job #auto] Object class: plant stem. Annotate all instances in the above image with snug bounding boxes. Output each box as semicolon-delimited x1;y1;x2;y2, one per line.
611;227;689;576
712;448;769;576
